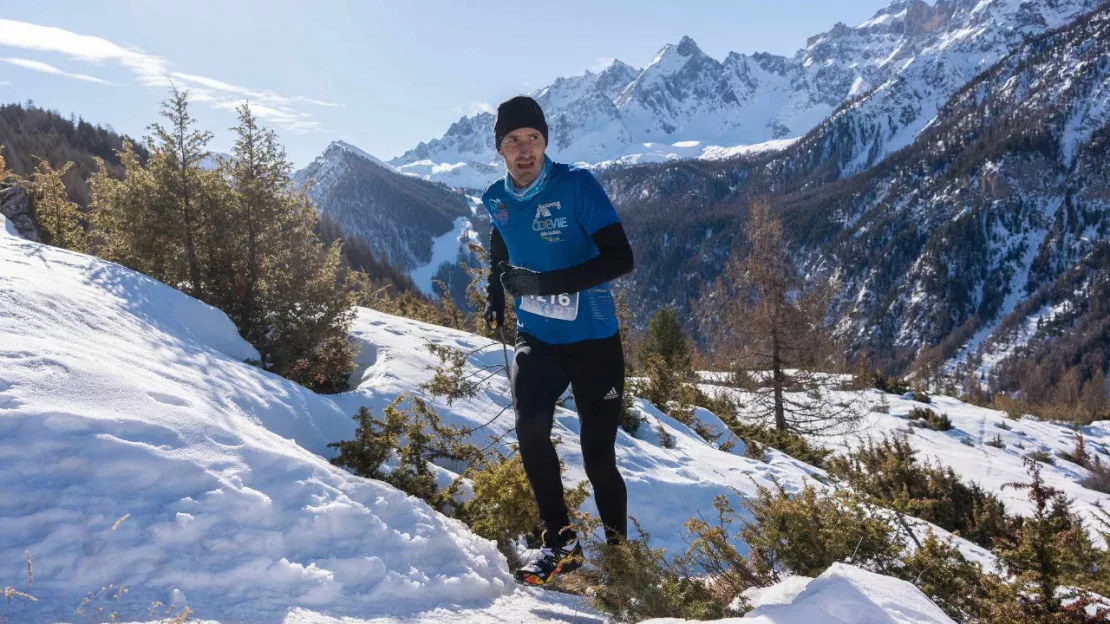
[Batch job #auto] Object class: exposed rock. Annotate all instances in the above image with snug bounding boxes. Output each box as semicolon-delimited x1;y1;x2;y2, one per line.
0;181;40;242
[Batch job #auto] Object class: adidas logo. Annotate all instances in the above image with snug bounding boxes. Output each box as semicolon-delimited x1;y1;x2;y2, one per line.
603;387;620;400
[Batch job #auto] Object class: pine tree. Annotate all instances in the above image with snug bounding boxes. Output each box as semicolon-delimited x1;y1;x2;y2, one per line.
263;189;355;391
89;142;177;278
28;160;86;252
195;165;241;315
147;85;212;299
90;96;355;393
639;306;692;374
227;102;291;345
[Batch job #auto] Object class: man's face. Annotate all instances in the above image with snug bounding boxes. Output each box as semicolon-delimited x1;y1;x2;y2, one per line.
498;127;547;187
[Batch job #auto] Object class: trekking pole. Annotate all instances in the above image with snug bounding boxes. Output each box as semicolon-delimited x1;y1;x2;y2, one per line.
497;324;516;407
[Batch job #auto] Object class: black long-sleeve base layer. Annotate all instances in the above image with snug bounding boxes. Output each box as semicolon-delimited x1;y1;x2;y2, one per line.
512;330;628;547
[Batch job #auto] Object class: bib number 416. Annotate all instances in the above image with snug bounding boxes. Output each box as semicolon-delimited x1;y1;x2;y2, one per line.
520;292;579;321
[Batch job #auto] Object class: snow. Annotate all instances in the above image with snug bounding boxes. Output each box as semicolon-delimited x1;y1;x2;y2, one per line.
699;138;799;161
330;140;399;173
858;9;907;30
394;159;502;191
10;208;1110;622
0;215;536;622
943;194;1062;379
1;214;954;623
742;575;813;610
641;564;954;623
718;381;1110;534
1059;62;1110;167
407;215;477;297
386;0;1102;190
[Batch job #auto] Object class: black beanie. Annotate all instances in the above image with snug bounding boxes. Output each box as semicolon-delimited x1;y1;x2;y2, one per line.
494;96;548;150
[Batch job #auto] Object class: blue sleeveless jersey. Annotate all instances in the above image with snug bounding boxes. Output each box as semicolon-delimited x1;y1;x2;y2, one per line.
483;161;621;345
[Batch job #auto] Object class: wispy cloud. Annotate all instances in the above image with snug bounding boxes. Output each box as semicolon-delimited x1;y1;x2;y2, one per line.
295;96;342;108
1;57;114;85
0;19;168;85
0;18;335;133
469;101;494;115
213;99;322;133
594;57;617;71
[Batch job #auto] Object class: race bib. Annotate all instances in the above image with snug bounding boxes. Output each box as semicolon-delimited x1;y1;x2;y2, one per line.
520;293;579;321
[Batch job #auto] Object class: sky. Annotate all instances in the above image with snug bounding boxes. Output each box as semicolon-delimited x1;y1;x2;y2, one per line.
0;1;893;168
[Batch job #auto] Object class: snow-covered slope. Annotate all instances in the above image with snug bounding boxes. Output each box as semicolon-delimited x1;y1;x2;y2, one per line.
10;211;1110;621
0;211;994;622
643;563;956;624
0;216;920;621
389;0;1101;189
707;380;1110;532
0;217;524;621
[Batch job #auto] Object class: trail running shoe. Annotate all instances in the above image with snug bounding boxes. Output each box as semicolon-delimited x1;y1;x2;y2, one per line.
515;533;584;586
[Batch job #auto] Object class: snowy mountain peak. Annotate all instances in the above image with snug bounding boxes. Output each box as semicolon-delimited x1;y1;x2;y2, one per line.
646;35;714;74
595;58;641;100
599;58;637;74
388;0;1103;189
676;34;705;56
323;139;397;172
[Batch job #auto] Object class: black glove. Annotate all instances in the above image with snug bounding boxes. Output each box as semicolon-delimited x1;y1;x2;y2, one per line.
484;289;505;329
499;261;544;296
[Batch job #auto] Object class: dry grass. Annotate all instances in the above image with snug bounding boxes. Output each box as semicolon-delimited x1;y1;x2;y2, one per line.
5;523;194;624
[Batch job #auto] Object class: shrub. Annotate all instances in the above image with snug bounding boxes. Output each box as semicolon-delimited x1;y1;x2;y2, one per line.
655;422;677;449
1081;456;1110;495
827;436;1015;549
682;495;769;600
619;393;644;435
871;393;891;414
987;434;1006;449
586;519;734;622
327;394;484;513
1058;434;1091;468
1028;449;1056;465
997;458;1105;618
421;342;487;405
741;483;901;579
893;531;997;621
871;371;911;395
278;333;355;394
912;389;933;404
455;450;589;566
727;420;831;469
906;407;953;431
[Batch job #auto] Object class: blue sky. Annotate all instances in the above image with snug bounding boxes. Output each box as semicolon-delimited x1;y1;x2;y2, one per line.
0;1;892;167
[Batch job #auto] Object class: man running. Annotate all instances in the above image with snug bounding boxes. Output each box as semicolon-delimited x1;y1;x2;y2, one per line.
482;95;634;586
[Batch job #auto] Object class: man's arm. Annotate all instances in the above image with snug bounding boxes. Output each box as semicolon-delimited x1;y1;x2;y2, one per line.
488;227;509;300
483;228;509;328
535;222;634;295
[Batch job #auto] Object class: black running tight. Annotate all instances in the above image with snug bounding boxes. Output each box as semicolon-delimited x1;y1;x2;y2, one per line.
511;330;627;547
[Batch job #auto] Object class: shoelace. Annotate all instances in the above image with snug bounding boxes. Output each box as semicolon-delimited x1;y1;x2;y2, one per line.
536;538;575;561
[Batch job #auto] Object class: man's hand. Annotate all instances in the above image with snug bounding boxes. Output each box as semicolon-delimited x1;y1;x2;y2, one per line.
484;290;505;329
500;262;544;296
